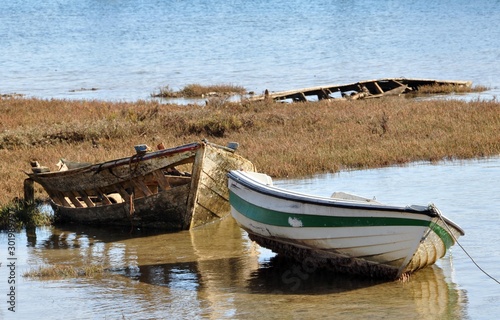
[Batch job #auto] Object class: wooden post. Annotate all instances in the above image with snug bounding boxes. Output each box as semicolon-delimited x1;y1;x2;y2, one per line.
24;178;35;205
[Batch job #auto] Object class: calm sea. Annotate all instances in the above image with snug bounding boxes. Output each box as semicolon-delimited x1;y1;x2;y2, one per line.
1;0;499;101
1;1;499;319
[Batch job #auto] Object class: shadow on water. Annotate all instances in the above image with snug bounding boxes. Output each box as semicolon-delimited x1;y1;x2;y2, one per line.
245;255;385;294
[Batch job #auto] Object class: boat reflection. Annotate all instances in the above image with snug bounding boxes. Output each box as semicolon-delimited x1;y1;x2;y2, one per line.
29;218;466;319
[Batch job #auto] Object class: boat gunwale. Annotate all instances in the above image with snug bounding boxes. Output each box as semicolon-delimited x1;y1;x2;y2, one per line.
228;170;436;214
228;170;454;217
28;142;202;178
228;170;465;236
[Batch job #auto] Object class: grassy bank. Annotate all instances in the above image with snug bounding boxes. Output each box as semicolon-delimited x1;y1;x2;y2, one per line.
1;95;499;210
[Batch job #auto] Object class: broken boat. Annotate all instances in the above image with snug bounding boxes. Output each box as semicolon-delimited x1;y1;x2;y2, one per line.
228;170;464;280
25;140;255;230
251;78;472;102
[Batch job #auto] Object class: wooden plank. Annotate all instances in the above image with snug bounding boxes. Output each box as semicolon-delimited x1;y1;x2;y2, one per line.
78;190;95;207
115;183;132;201
54;191;73;207
131;179;153;198
318;88;331;100
153;170;171;191
65;191;84;208
47;190;64;206
293;92;307;102
96;188;112;205
373;82;384;94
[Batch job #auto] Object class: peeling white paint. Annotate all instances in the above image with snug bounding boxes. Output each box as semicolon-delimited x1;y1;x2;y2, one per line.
288;217;303;227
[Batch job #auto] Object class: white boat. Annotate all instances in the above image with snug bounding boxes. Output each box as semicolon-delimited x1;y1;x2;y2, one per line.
227;170;465;279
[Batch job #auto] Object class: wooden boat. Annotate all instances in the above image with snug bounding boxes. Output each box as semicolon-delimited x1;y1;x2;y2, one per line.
250;78;472;102
228;170;465;279
25;140;255;230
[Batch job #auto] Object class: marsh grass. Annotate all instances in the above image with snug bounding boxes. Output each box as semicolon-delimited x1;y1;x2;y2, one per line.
23;264;106;279
1;96;499;216
411;84;488;95
0;198;52;230
152;83;247;98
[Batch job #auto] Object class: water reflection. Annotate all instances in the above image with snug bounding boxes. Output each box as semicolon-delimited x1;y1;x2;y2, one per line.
245;259;466;319
247;255;384;294
25;215;467;319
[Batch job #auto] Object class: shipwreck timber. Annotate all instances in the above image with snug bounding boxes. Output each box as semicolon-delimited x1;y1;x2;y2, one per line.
251;78;472;102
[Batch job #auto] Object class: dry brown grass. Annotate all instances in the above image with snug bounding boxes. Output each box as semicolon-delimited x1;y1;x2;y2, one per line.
412;84;488;95
152;83;247;98
1;96;499;206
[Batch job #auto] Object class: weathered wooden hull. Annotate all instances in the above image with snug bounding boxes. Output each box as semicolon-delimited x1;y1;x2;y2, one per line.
228;170;464;279
251;78;473;102
28;141;255;230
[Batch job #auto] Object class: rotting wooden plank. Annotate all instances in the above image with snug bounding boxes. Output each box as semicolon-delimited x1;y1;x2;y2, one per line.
78;190;95;207
373;82;384;94
186;146;206;229
96;188;113;205
319;88;331;100
363;83;408;100
53;191;72;207
115;183;132;202
138;175;155;196
66;191;84;208
166;176;192;187
131;179;153;198
153;170;171;191
47;191;63;206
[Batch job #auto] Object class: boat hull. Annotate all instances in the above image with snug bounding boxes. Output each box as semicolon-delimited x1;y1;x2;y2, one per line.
52;183;191;229
250;78;473;102
228;170;464;279
28;141;255;230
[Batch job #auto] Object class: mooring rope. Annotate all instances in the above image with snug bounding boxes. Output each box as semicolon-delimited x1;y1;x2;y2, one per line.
433;205;500;285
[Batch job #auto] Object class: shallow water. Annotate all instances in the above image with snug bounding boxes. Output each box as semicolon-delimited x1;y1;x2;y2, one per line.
1;157;499;319
1;0;499;101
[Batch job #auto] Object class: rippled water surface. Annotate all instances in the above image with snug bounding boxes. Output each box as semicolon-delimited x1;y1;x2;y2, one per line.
1;0;499;101
0;157;499;319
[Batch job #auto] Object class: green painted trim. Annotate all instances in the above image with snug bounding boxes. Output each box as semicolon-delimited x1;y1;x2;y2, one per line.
429;222;455;249
230;191;431;228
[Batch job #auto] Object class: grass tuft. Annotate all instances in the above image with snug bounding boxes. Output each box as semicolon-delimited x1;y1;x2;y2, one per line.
411;84;488;95
0;199;52;231
152;83;246;98
23;264;106;279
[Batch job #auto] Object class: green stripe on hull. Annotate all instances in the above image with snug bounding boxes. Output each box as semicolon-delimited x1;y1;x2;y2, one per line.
429;222;455;249
230;190;431;228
